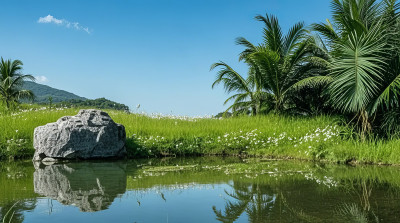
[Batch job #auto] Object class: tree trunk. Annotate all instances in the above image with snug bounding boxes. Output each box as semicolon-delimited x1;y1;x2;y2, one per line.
274;95;282;113
252;105;257;116
359;109;371;141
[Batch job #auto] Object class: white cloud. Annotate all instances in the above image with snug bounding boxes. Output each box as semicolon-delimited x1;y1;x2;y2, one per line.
35;75;49;83
38;15;63;24
37;15;91;34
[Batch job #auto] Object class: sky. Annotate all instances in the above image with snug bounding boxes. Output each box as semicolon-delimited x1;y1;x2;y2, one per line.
0;0;331;116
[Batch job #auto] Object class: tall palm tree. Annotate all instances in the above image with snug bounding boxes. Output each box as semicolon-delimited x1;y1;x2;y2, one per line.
0;58;35;109
246;14;312;112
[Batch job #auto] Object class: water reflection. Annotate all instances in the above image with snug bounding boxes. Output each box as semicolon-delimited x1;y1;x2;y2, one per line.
336;203;377;223
33;162;127;212
211;168;400;222
0;200;36;223
1;159;400;222
334;180;379;223
213;182;276;223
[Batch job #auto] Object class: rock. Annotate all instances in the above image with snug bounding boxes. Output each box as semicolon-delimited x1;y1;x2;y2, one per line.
42;157;58;162
41;157;59;165
33;162;127;212
33;109;126;161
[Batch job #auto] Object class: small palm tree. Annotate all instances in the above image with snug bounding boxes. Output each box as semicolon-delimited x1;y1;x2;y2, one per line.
210;62;272;116
0;58;35;109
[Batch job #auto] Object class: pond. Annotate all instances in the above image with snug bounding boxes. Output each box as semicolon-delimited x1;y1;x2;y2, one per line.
1;157;400;222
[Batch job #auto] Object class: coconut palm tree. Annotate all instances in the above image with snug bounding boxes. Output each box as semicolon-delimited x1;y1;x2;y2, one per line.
210;62;272;116
0;58;35;109
246;14;314;112
211;14;313;115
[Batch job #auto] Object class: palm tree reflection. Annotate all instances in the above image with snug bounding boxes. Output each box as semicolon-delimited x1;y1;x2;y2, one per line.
212;181;276;223
0;199;36;223
213;178;386;223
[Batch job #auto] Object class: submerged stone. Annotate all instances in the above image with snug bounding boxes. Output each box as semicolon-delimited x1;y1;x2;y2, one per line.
33;109;126;161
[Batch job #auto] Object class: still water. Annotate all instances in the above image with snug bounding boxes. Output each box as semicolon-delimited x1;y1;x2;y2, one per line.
1;157;400;222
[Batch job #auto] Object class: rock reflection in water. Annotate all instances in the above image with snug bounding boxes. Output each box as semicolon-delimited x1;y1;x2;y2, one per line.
33;162;127;212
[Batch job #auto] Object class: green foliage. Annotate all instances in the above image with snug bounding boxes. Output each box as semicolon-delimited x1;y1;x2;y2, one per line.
212;0;400;138
308;0;400;137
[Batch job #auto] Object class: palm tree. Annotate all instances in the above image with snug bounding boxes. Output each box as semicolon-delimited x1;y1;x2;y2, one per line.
246;14;313;112
210;62;272;116
211;14;312;115
294;0;400;137
0;58;35;109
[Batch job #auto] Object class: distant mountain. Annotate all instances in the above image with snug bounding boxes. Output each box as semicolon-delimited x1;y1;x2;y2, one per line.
21;81;130;111
22;81;87;103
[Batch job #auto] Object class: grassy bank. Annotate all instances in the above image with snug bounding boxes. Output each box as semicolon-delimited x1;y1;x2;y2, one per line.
2;106;400;164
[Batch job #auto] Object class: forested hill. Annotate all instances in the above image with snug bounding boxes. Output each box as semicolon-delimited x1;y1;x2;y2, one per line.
65;98;130;111
22;81;87;103
22;81;130;111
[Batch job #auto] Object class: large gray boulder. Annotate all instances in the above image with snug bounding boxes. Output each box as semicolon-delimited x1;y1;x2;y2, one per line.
33;109;126;161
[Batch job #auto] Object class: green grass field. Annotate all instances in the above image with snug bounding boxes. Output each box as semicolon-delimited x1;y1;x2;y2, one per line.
2;105;400;164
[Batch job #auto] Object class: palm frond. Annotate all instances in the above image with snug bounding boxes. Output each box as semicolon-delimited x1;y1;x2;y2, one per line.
255;14;283;53
248;49;280;95
223;93;250;105
311;20;340;43
328;22;387;113
291;76;333;91
282;21;307;56
236;37;257;62
210;62;251;94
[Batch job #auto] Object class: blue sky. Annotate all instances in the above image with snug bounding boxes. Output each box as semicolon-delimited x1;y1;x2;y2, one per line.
0;0;331;116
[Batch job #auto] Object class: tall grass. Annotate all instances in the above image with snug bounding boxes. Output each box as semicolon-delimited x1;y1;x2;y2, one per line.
1;105;400;164
0;107;81;159
110;111;335;138
109;111;343;158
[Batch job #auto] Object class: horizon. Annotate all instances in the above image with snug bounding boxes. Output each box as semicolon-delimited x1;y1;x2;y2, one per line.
0;0;331;116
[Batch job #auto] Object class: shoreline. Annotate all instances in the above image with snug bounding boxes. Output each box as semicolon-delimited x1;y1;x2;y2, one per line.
2;106;400;165
10;153;400;167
